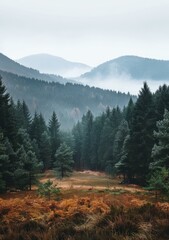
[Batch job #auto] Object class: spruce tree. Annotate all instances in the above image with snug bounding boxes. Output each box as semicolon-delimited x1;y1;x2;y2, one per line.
72;121;83;170
40;131;52;170
151;109;169;170
81;110;93;169
48;111;60;163
54;143;74;178
0;132;9;192
113;120;129;172
128;82;156;183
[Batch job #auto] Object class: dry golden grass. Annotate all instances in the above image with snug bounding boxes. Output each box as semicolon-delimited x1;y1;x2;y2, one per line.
0;171;169;240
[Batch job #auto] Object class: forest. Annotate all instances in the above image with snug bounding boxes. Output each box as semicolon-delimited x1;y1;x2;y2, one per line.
1;75;169;240
0;69;135;129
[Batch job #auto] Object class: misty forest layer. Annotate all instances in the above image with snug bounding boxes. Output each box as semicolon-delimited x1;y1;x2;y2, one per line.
1;74;169;192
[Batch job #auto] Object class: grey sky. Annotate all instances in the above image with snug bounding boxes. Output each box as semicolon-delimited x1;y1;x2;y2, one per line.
1;0;169;66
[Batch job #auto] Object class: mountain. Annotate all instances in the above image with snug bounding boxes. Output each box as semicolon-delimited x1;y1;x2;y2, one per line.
17;54;92;78
82;56;169;80
0;69;136;129
0;53;73;84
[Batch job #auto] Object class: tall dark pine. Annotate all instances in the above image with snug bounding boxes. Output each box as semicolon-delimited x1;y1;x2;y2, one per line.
81;110;93;169
128;82;155;183
0;77;17;146
151;109;169;170
48;112;60;164
72;122;83;170
125;98;134;128
54;142;74;178
0;132;9;192
30;112;47;146
154;84;169;121
40;131;52;170
0;76;10;132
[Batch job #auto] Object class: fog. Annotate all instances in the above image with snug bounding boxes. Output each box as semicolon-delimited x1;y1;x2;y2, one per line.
78;76;167;95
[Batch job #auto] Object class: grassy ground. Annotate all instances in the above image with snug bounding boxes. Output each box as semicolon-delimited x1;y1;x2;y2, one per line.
0;171;169;240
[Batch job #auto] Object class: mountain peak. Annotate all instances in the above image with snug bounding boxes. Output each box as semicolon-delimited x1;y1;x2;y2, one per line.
17;54;92;78
82;55;169;80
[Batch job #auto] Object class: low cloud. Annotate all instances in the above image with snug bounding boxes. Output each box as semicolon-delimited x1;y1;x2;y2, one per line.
77;74;168;95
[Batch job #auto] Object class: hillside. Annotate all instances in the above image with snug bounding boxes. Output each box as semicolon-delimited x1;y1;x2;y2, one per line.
0;53;71;84
17;54;92;78
82;55;169;80
0;70;136;129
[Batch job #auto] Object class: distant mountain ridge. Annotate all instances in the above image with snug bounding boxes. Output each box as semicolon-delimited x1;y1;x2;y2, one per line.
82;56;169;80
17;54;92;78
0;69;135;129
0;53;73;84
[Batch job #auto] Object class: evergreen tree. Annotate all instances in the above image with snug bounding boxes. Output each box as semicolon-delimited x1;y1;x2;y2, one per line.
113;120;129;173
128;82;156;183
81;110;93;169
16;100;31;131
0;77;17;146
90;115;105;170
0;76;10;133
15;145;42;190
48;112;60;162
115;134;130;181
154;84;169;121
151;109;169;170
40;131;52;170
54;143;74;178
0;132;9;192
125;98;134;128
72;121;83;170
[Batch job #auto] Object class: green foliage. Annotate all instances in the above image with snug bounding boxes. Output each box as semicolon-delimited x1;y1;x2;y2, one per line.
0;132;10;192
37;179;60;200
48;111;60;164
40;131;52;170
151;109;169;169
147;167;169;197
127;82;156;183
0;69;135;130
54;142;74;178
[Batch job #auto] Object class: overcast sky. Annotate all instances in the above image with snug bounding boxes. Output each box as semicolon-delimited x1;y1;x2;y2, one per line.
1;0;169;66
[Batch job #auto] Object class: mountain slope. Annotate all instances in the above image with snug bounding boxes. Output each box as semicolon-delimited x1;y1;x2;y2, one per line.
0;53;72;84
17;54;92;78
0;70;136;129
82;56;169;80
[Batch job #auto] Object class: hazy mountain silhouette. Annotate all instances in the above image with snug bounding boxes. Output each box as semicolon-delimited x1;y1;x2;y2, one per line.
82;56;169;80
17;54;92;78
0;53;73;84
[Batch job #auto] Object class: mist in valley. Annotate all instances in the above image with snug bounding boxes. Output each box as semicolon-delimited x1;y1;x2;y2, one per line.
77;75;167;95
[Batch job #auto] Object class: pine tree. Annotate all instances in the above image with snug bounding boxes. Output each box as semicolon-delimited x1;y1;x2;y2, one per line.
48;111;60;163
54;143;74;178
90;115;105;170
0;76;10;133
16;100;31;131
0;77;17;146
72;121;83;170
15;145;42;190
113;120;129;173
125;98;134;128
0;132;9;192
40;131;52;170
128;82;156;183
81;110;93;169
154;84;169;121
115;134;130;181
151;109;169;170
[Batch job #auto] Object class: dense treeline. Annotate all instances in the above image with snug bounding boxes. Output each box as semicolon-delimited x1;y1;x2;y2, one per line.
72;82;169;187
0;76;73;192
0;69;135;129
1;73;169;194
